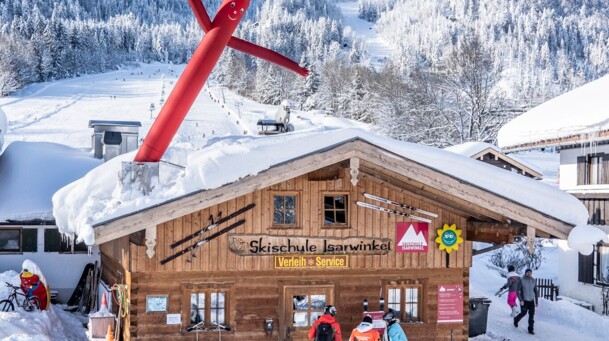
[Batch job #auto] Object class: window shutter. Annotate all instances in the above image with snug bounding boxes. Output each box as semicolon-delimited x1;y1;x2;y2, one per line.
22;229;38;252
44;228;61;252
577;156;587;185
602;154;609;184
578;251;594;284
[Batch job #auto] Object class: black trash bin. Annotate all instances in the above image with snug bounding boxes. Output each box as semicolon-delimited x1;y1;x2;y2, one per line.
469;297;492;337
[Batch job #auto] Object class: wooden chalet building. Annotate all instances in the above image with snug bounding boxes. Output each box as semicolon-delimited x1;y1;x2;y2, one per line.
89;130;583;340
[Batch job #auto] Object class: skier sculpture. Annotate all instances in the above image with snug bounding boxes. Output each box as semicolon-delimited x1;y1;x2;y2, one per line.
135;0;309;162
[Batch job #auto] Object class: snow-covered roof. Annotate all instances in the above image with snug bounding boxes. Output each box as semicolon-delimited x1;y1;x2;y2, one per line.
0;141;101;223
445;142;543;177
52;128;588;246
497;73;609;149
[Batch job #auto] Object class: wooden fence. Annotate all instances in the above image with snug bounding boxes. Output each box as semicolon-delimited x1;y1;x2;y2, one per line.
536;278;559;301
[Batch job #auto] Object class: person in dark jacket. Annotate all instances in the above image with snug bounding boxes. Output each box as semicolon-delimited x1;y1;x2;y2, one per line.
514;268;539;335
308;305;342;340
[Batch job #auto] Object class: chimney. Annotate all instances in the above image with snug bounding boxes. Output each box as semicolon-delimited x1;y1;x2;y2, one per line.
89;120;141;161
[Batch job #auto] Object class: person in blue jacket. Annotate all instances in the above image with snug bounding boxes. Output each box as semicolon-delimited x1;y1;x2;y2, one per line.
383;309;408;341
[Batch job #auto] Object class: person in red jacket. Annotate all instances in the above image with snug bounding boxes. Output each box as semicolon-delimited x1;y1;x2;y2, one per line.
308;305;342;340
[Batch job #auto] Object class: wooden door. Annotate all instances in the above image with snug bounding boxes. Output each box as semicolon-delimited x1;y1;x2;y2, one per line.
281;285;334;341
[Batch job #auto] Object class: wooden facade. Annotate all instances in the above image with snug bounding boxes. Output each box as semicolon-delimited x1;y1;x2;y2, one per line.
95;139;574;340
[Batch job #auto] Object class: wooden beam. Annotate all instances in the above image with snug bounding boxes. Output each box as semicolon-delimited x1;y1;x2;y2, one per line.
527;226;536;254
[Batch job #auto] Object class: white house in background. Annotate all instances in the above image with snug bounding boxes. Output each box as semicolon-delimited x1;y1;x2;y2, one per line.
498;73;609;314
445;141;543;180
0;120;140;303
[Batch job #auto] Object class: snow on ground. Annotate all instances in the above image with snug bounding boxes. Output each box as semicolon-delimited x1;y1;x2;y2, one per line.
337;1;395;69
470;245;609;341
0;270;88;341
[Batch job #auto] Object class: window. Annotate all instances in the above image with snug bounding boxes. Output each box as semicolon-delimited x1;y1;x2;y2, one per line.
598;245;609;285
44;228;88;253
273;193;298;227
386;283;423;323
323;194;348;227
285;286;333;329
189;290;227;329
0;228;37;253
577;154;609;185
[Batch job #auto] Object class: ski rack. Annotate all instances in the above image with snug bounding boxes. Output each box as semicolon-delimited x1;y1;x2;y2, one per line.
356;201;432;223
170;203;255;249
363;193;438;218
161;219;246;265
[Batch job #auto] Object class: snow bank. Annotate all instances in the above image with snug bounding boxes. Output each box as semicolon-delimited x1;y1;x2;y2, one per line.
0;270;88;341
0;106;6;152
54;128;589;246
567;225;609;255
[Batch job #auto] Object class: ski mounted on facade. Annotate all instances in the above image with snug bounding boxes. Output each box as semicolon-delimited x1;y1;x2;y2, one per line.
170;203;255;249
160;219;246;265
356;201;432;223
363;193;438;218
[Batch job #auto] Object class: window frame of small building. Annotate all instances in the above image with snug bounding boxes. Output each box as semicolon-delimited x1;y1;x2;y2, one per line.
284;285;334;330
384;280;425;323
271;192;300;229
322;192;349;229
181;282;234;332
0;227;37;253
43;228;88;254
577;153;609;185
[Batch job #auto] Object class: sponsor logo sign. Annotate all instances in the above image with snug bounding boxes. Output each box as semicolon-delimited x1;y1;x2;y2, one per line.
396;222;429;253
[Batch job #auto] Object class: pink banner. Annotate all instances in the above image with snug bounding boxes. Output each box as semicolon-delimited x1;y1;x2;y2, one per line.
437;284;464;324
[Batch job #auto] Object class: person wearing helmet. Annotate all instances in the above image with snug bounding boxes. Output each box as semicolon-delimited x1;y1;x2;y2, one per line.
383;309;408;341
308;305;342;340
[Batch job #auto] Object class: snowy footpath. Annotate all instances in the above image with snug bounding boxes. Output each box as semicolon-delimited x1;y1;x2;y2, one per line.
470;246;609;341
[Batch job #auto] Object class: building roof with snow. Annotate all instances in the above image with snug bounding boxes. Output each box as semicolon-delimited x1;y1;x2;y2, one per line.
497;73;609;150
445;142;543;179
0;141;101;223
52;128;588;245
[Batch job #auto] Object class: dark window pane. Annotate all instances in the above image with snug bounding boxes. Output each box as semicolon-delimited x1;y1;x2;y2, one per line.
22;229;37;252
286;211;296;224
0;229;20;252
336;211;346;224
324;196;334;209
274;210;285;224
74;240;88;252
324;211;335;224
334;196;346;209
286;196;295;209
274;196;284;209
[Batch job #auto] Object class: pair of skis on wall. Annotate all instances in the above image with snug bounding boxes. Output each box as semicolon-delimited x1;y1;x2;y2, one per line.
160;203;255;265
356;193;437;223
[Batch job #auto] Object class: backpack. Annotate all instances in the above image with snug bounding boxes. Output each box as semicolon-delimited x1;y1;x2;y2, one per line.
315;322;334;341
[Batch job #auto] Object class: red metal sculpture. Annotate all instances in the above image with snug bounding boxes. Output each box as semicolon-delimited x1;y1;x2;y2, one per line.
134;0;309;162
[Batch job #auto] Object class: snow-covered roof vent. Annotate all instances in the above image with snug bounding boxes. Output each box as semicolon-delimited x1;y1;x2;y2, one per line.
89;120;141;161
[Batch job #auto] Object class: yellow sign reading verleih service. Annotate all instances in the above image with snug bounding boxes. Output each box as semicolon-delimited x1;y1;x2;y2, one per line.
274;255;349;269
435;224;464;254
